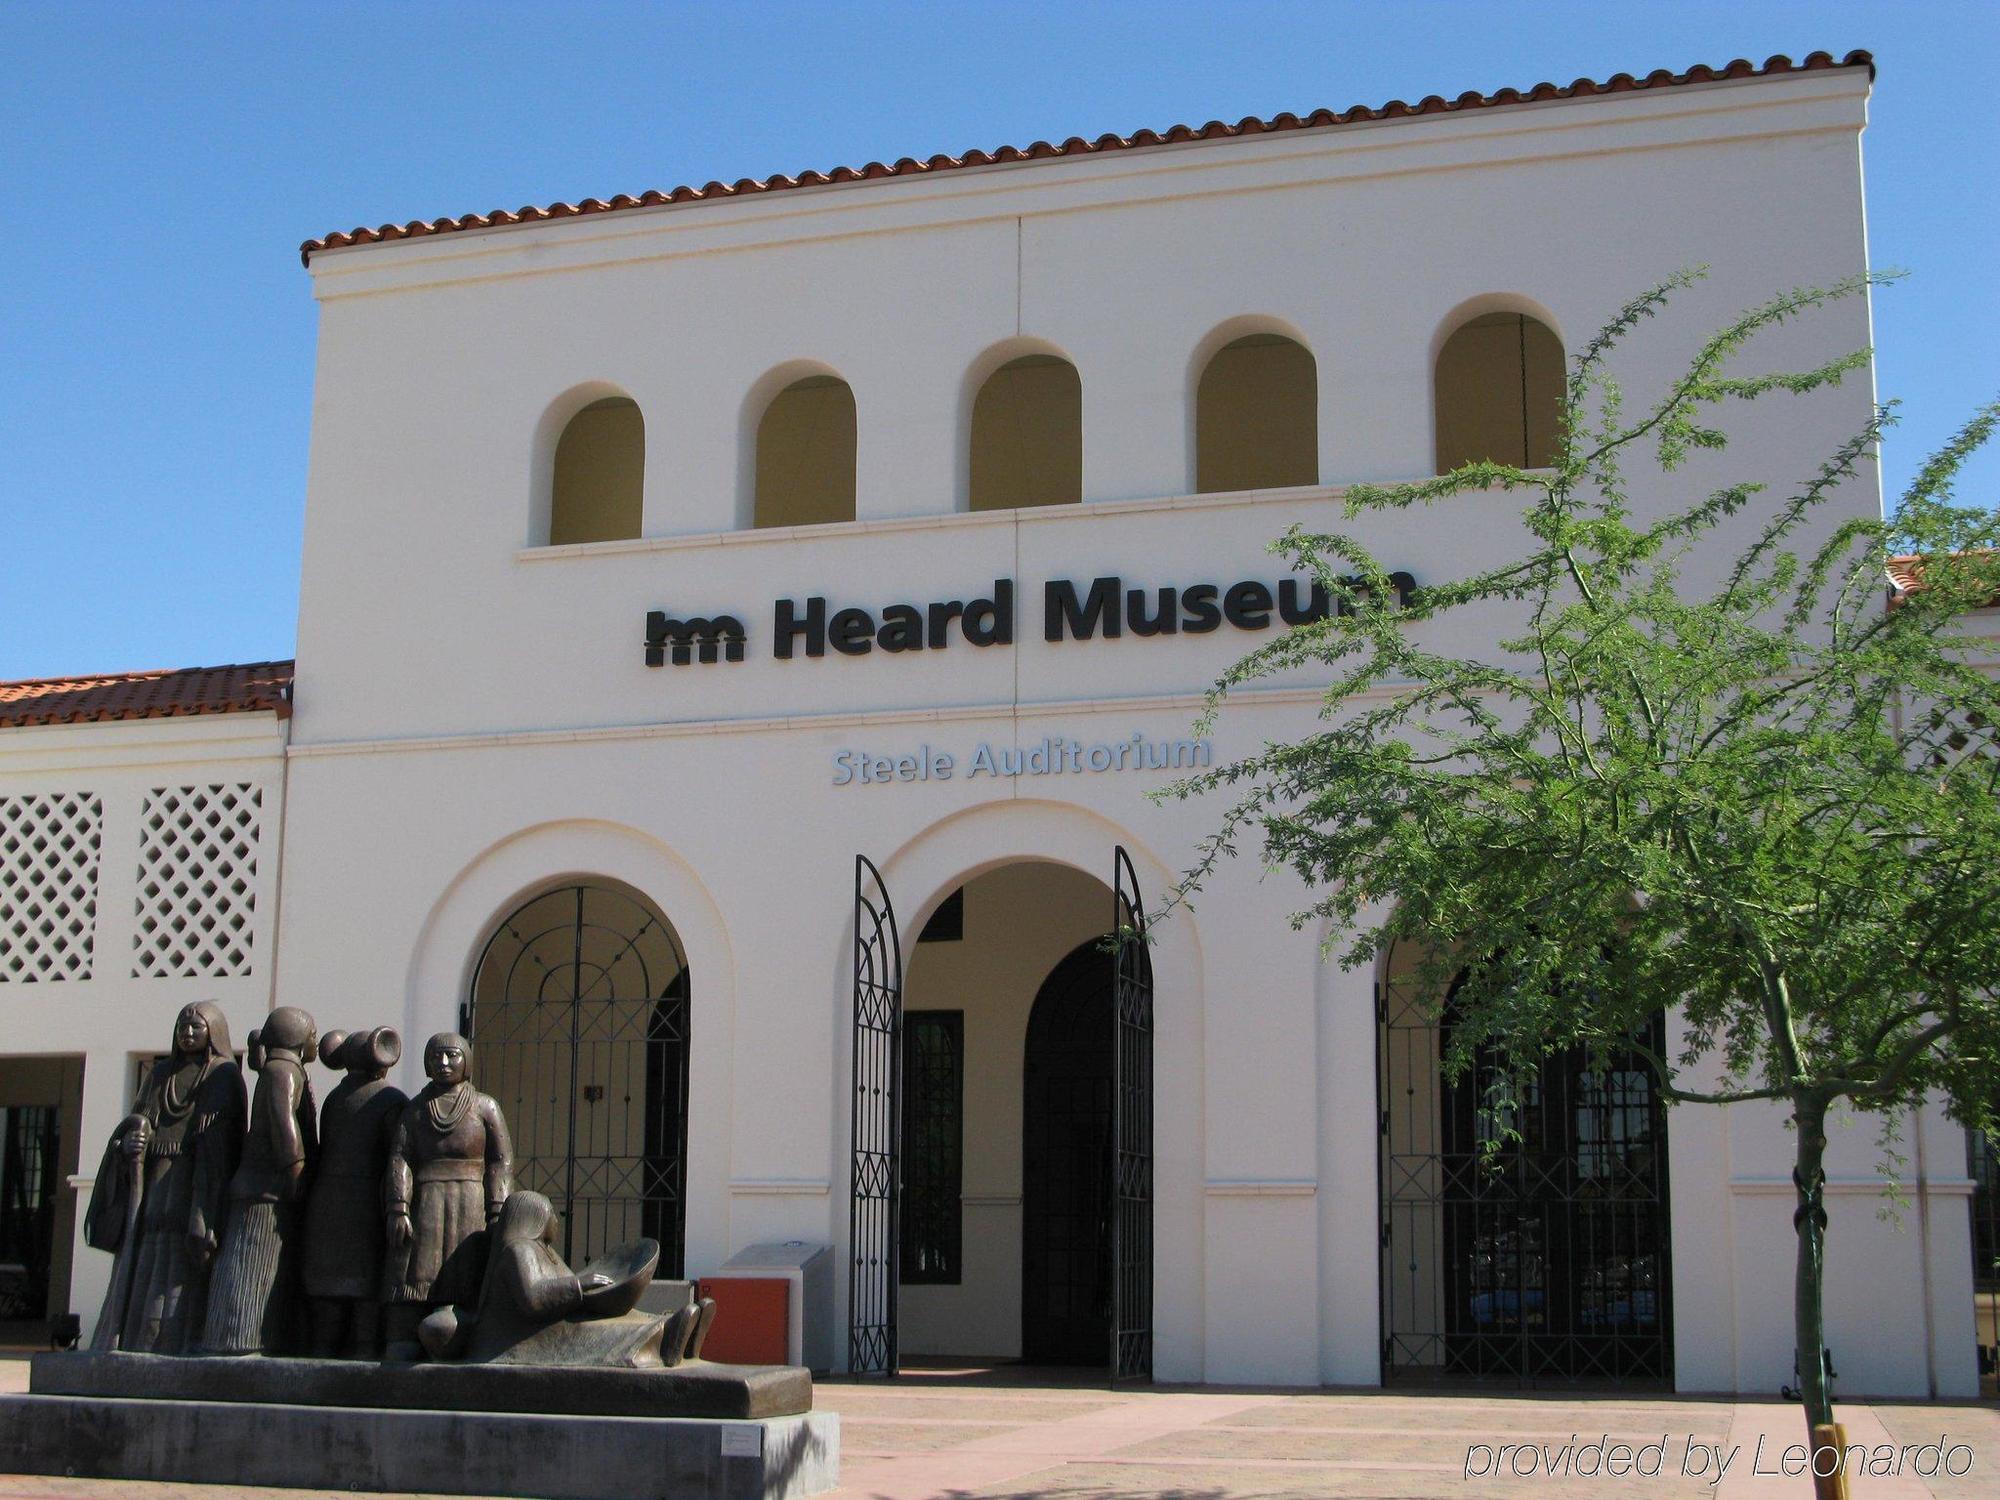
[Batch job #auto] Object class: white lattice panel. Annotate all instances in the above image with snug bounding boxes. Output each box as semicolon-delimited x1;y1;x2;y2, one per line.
133;783;263;979
0;792;102;982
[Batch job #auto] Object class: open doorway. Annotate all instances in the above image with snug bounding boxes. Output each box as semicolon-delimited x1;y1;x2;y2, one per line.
0;1056;84;1342
1021;938;1115;1364
896;861;1121;1366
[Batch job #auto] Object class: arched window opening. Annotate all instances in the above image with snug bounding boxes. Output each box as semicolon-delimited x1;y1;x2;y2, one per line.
755;375;856;528
467;881;689;1276
969;355;1081;512
1195;333;1318;492
1434;311;1564;473
549;397;644;544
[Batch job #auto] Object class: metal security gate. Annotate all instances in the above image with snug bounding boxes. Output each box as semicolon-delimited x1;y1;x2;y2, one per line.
849;855;903;1377
1380;978;1672;1386
1110;846;1154;1382
466;883;690;1273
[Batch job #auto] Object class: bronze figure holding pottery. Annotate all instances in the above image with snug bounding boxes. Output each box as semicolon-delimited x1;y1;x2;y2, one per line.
304;1025;407;1358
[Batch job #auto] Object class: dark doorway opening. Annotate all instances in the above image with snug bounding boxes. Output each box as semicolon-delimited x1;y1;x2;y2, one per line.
0;1104;59;1321
1021;938;1114;1366
0;1055;84;1335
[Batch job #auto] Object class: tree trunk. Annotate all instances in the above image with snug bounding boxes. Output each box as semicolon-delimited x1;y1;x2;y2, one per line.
1792;1092;1846;1499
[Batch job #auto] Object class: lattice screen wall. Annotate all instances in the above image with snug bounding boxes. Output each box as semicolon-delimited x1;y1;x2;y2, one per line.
133;784;264;979
0;792;103;982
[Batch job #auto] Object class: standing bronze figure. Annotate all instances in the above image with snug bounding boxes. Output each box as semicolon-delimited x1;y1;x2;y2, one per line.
382;1032;512;1360
303;1026;407;1358
85;1002;247;1353
201;1006;318;1354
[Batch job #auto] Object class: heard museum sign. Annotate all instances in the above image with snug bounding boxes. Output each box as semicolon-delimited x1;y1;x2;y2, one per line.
643;571;1416;667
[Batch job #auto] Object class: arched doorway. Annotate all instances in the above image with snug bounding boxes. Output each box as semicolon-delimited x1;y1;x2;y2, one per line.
1380;950;1672;1386
1021;938;1116;1365
466;881;690;1274
880;854;1151;1377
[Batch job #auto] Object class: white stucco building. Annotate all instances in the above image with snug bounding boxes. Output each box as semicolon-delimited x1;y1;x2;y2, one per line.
3;47;1990;1397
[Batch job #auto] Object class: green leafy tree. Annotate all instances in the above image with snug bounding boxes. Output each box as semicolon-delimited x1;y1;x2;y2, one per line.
1167;270;2000;1457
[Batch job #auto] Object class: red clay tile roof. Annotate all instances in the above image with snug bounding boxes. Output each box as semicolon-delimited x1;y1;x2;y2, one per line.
301;51;1873;267
0;661;294;728
1887;552;2000;609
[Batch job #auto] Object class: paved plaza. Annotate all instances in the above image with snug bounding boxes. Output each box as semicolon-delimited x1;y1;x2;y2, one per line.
2;1355;1994;1499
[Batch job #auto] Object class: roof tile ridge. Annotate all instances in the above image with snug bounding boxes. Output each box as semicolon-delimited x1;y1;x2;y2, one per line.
0;658;296;694
299;50;1874;266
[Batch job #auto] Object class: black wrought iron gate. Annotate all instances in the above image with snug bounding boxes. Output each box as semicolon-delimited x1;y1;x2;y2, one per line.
1110;846;1154;1382
845;849;1148;1380
1379;982;1673;1386
465;882;690;1273
849;855;903;1377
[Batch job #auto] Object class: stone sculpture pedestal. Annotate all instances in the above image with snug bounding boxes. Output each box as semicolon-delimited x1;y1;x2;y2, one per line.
3;1351;838;1500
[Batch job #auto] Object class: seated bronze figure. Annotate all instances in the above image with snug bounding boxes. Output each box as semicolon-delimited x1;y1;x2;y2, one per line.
417;1191;715;1369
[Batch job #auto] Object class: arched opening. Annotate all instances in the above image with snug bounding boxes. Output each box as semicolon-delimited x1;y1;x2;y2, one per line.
1434;311;1564;472
1379;941;1672;1385
466;880;689;1275
1195;333;1318;492
893;860;1141;1367
968;355;1081;512
755;375;856;528
549;396;644;544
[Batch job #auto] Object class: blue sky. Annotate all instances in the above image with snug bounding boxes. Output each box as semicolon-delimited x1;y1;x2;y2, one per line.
2;1;1995;680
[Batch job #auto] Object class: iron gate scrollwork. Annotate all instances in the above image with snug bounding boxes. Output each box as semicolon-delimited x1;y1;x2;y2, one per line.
1110;846;1154;1382
849;854;903;1377
465;882;690;1274
1379;969;1672;1386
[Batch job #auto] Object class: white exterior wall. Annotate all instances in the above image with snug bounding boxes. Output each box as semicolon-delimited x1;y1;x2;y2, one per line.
0;713;287;1342
9;61;1976;1394
1668;1065;1981;1401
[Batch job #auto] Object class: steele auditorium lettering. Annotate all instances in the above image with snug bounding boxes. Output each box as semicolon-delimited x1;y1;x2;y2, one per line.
641;571;1414;666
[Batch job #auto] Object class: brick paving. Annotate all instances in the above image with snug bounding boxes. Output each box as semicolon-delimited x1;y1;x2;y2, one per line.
815;1369;1999;1499
3;1354;1995;1498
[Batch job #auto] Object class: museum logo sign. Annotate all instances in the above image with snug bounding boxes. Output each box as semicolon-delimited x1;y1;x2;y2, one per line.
643;570;1416;667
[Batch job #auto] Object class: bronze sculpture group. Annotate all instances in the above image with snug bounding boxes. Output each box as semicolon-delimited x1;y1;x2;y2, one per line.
85;1004;712;1370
